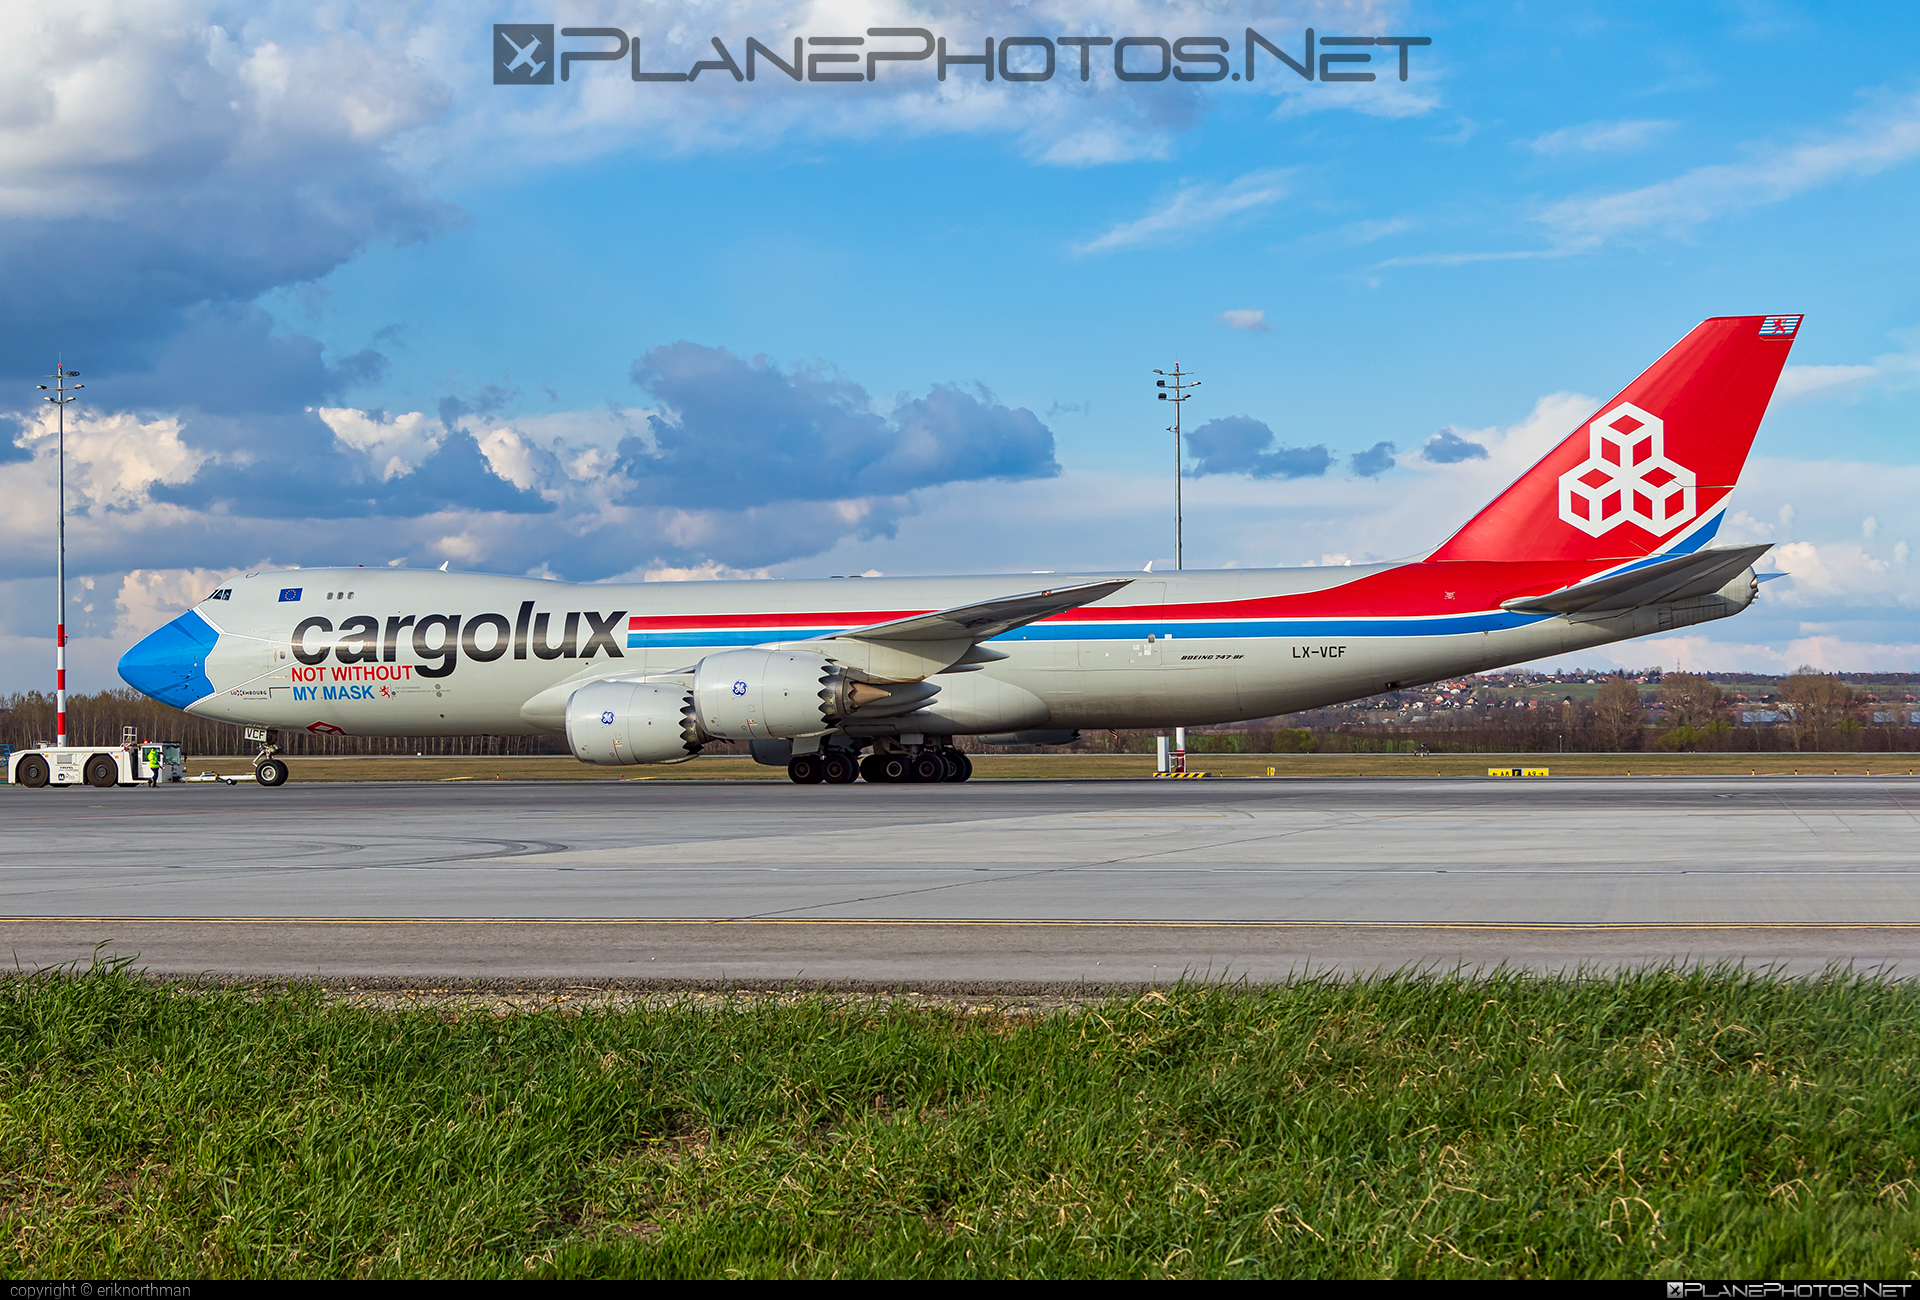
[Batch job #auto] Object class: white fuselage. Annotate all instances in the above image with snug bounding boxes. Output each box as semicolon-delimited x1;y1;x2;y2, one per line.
174;564;1753;739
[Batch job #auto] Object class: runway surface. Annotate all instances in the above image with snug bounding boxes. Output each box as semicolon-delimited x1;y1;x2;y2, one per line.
3;776;1916;983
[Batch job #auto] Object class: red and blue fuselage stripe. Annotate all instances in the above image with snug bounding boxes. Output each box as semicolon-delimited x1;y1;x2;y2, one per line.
618;547;1697;652
625;609;1546;649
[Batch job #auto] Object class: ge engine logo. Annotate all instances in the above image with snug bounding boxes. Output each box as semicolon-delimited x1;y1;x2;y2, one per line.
600;710;615;725
732;680;749;696
1556;402;1696;538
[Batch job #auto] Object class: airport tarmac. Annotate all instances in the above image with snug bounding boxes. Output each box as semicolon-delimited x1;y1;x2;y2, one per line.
2;776;1916;985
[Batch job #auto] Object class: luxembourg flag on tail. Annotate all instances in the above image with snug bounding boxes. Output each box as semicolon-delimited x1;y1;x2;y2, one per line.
1427;315;1800;565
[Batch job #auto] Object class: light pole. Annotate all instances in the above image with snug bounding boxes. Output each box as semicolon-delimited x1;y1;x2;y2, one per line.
37;363;81;746
1153;363;1198;569
1153;363;1199;773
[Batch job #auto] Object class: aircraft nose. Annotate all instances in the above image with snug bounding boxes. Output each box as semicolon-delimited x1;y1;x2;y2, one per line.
118;610;219;709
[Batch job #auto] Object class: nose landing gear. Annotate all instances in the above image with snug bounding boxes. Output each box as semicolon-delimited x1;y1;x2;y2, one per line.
247;728;288;787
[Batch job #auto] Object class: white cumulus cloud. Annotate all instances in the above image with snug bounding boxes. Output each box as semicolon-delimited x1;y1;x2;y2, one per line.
10;407;206;514
0;3;450;220
316;407;442;480
113;567;236;641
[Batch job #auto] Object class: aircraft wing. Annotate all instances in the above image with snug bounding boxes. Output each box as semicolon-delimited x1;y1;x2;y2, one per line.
1501;544;1772;616
830;578;1133;644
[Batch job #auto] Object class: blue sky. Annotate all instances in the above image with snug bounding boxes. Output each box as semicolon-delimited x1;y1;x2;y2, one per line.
4;0;1919;693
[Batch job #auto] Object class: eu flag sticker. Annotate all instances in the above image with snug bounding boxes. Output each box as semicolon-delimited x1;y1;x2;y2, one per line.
495;24;555;84
279;588;303;602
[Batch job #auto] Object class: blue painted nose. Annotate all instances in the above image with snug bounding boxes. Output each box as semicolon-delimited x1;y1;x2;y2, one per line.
119;610;219;709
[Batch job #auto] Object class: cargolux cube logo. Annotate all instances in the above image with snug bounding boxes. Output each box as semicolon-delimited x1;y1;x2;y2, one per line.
494;24;554;84
1556;402;1696;538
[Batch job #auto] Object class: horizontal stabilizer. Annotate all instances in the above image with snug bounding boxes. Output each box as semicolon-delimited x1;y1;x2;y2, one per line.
832;578;1132;644
1501;544;1771;615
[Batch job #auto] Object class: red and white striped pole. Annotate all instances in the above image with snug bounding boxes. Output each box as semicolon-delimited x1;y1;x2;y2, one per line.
40;363;80;747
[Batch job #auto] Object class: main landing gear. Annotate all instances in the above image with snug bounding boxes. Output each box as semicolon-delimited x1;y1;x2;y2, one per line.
786;751;859;785
787;747;972;785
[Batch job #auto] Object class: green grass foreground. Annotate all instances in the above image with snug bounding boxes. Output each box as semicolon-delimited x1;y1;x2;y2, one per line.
3;966;1918;1278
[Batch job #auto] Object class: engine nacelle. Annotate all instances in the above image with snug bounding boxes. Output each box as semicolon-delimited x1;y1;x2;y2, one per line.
692;648;844;741
566;681;701;765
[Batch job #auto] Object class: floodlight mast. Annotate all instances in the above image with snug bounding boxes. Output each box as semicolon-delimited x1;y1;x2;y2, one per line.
1153;363;1199;570
37;362;81;746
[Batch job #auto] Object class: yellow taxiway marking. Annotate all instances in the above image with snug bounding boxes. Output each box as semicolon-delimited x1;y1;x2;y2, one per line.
4;917;1918;932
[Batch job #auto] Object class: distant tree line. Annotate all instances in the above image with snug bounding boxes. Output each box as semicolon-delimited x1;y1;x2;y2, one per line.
2;670;1906;761
973;670;1918;755
1264;670;1913;754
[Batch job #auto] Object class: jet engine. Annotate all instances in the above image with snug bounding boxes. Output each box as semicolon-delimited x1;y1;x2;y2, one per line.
689;648;938;740
691;649;847;740
566;681;701;765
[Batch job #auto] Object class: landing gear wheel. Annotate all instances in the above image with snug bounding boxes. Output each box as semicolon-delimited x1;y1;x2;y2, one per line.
909;752;946;783
860;754;886;784
255;758;289;787
873;753;911;783
84;755;118;788
821;752;859;784
15;755;48;789
942;750;971;783
788;754;824;784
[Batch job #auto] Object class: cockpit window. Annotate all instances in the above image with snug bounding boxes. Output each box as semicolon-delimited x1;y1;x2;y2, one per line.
206;588;233;601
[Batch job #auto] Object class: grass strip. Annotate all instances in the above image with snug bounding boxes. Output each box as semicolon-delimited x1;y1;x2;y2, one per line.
3;964;1918;1278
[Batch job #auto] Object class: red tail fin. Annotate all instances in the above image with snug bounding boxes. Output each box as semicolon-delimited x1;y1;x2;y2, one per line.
1428;315;1800;564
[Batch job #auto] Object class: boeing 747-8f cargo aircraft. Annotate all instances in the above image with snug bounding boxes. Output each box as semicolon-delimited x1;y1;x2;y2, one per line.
117;315;1801;785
